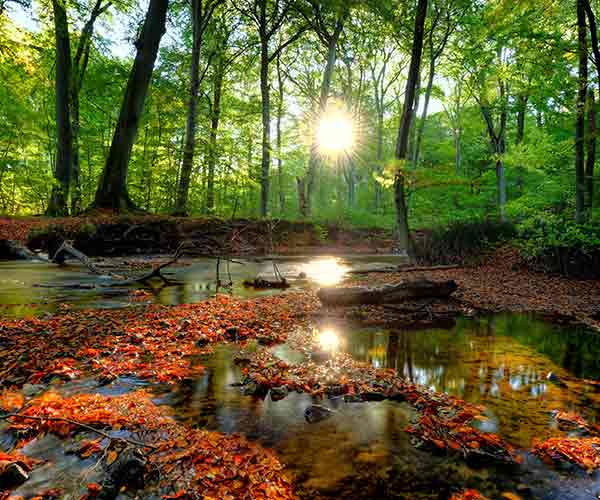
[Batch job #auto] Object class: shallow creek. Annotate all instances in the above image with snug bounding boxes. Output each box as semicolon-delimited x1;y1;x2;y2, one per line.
1;256;600;499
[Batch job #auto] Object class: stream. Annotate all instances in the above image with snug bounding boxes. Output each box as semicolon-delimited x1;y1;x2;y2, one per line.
2;256;600;499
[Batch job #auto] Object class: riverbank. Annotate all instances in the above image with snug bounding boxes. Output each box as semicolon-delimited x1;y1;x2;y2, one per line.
351;245;600;332
0;216;394;257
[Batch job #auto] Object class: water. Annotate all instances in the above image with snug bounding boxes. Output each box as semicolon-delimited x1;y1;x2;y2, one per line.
0;255;402;315
2;257;600;499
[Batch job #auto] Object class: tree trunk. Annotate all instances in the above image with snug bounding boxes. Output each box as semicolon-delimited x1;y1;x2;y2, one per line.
259;6;271;218
47;0;73;217
175;0;204;215
276;52;285;214
413;57;435;168
394;0;428;255
586;87;596;212
92;0;169;211
206;60;224;212
576;0;588;223
375;105;384;210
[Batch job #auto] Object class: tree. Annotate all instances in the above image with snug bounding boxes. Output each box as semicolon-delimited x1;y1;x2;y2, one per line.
238;0;306;217
46;0;74;216
576;0;588;223
174;0;224;215
92;0;169;211
394;0;428;254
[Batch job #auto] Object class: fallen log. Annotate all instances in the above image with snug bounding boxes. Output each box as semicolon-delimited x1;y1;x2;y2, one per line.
0;240;46;261
317;279;458;306
348;264;461;275
243;278;290;290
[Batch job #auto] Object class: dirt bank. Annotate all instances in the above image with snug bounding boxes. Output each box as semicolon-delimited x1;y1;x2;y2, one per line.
0;216;393;257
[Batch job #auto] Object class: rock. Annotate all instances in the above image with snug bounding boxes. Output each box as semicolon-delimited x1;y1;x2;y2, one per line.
0;461;29;488
99;445;146;499
22;383;46;397
242;382;268;398
225;327;239;341
310;350;330;363
363;392;387;402
546;372;567;387
344;394;364;403
304;404;334;423
195;334;210;347
298;271;307;279
256;335;273;345
270;386;289;401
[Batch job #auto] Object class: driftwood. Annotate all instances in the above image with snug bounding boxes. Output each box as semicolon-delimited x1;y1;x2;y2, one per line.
348;264;461;275
243;278;290;290
0;240;46;261
317;279;458;306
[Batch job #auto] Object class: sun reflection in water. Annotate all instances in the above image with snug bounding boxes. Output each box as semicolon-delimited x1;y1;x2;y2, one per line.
301;258;348;287
318;328;340;352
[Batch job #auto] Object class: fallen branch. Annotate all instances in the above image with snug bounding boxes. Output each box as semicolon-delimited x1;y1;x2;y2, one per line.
0;413;156;450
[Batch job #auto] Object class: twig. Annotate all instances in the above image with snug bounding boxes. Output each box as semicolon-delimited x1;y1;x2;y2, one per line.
0;413;157;450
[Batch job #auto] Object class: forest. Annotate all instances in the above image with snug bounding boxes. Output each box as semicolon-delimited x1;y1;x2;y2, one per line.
2;0;600;499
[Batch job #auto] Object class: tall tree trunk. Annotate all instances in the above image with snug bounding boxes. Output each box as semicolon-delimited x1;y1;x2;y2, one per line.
175;0;203;215
576;0;588;223
276;53;285;214
92;0;169;211
413;57;435;168
302;17;344;217
374;104;384;210
259;2;270;217
586;88;596;212
497;79;507;221
47;0;73;216
408;74;421;164
70;0;108;214
394;0;428;254
206;60;224;212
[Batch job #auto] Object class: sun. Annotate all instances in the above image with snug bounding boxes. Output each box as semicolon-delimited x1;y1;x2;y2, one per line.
316;107;355;157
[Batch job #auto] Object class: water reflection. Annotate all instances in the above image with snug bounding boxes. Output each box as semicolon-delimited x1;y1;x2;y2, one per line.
299;258;349;287
172;316;600;500
316;315;600;448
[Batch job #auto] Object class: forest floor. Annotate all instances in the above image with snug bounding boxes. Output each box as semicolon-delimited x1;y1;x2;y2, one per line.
352;245;600;332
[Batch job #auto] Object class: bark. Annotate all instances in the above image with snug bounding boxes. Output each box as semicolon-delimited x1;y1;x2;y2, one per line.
206;59;224;212
394;0;428;255
413;57;435;168
92;0;169;211
70;0;109;215
576;0;588;223
317;279;458;306
586;88;596;212
583;0;600;84
175;0;203;215
259;8;271;218
47;0;74;216
276;52;285;214
479;74;507;221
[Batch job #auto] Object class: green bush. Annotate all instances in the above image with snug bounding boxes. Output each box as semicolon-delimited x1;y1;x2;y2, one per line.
517;214;600;277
